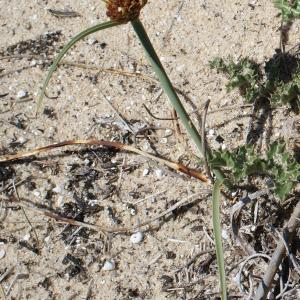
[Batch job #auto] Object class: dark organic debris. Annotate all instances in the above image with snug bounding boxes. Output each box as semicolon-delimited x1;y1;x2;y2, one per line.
3;31;62;56
48;8;81;18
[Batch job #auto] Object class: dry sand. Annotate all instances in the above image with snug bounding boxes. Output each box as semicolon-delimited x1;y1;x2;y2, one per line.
0;1;299;299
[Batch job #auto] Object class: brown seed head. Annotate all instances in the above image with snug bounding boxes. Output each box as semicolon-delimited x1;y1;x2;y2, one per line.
105;0;148;22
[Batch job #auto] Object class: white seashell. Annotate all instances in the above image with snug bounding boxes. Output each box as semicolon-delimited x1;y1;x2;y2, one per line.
16;90;27;99
142;168;149;176
0;249;6;260
102;260;115;271
23;233;31;241
130;231;144;244
155;169;163;179
221;229;229;240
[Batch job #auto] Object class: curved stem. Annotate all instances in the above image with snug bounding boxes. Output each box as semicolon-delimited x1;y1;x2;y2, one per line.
131;18;205;156
37;20;122;113
213;179;227;300
131;18;225;181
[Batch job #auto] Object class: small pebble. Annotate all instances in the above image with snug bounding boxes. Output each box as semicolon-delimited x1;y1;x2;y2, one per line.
0;249;6;260
88;37;97;45
130;208;137;216
221;229;229;240
165;129;173;136
102;260;115;271
52;184;64;194
155;169;163;179
150;197;156;204
160;138;168;144
130;231;144;244
208;129;215;137
142;168;149;176
67;95;75;101
22;233;31;241
16;90;28;99
44;236;51;243
33;190;40;197
18;136;27;143
231;191;237;197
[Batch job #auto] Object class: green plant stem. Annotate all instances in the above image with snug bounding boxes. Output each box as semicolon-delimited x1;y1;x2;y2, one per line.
37;20;121;113
131;18;225;181
212;179;227;300
131;19;205;154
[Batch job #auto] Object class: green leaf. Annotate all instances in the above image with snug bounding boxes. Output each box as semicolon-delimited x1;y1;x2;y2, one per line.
274;182;294;200
210;57;261;103
212;179;228;300
37;20;121;113
275;0;300;21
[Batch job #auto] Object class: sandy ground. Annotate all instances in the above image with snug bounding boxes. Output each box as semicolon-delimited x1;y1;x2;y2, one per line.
0;1;299;299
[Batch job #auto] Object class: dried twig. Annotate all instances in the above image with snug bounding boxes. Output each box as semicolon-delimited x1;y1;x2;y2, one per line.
0;139;208;182
201;100;213;182
253;200;300;300
12;178;40;247
7;191;201;234
237;253;272;299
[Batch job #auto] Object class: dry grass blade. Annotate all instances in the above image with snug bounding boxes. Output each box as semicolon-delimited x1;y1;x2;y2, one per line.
0;139;207;182
253;200;300;300
9;191;201;234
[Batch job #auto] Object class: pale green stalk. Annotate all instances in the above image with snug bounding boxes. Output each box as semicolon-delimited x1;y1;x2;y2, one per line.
212;179;227;300
37;20;121;112
130;18;226;182
131;18;205;156
131;18;227;299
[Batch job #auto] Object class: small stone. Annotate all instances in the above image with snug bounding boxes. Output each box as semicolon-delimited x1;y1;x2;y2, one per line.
33;190;40;197
221;229;229;240
142;168;149;176
102;260;115;271
165;129;172;136
231;191;237;197
130;208;137;216
16;90;28;99
67;95;75;101
18;136;27;143
44;236;51;243
130;231;144;244
208;129;215;137
22;233;31;241
0;249;6;260
150;197;156;204
52;184;64;194
88;37;97;45
155;169;163;179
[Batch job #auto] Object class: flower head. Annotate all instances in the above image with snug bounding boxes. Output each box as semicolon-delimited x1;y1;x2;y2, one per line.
104;0;148;22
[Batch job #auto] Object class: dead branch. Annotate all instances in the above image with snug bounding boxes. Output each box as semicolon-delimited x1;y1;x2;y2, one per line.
0;139;207;182
253;200;300;300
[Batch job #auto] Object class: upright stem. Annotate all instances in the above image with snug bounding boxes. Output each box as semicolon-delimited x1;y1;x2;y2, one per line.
131;18;226;183
131;18;206;158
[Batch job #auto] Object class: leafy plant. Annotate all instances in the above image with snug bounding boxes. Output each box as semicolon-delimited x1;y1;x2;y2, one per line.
210;57;261;102
210;56;300;109
209;141;300;200
38;2;228;298
212;179;227;300
275;0;300;21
